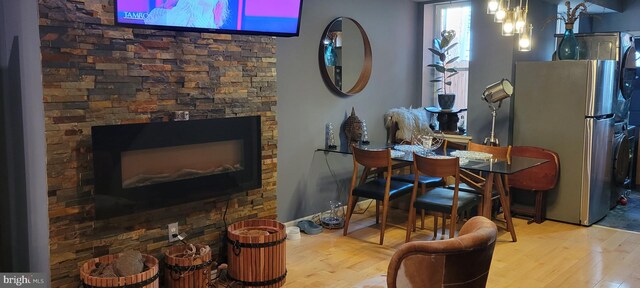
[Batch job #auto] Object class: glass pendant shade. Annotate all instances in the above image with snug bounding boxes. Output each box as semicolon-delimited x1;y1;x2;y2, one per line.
515;8;526;34
487;0;499;14
494;0;506;23
502;10;515;36
518;24;532;51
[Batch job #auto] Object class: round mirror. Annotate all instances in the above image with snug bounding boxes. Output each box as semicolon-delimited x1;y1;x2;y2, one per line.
319;17;372;96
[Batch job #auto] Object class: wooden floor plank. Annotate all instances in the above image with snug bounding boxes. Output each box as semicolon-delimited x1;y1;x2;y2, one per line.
284;208;640;288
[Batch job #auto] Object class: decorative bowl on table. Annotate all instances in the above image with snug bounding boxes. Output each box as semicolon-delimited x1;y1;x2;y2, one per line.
450;150;493;160
390;150;406;158
426;154;469;165
416;133;445;155
393;144;425;155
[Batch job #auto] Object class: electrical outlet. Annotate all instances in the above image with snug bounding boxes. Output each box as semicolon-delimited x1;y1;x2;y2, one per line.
168;222;179;242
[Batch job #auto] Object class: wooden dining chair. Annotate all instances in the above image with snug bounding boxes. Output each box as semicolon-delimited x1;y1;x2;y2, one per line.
458;142;512;212
343;146;414;245
391;140;448;230
406;153;482;242
509;146;560;224
456;142;517;241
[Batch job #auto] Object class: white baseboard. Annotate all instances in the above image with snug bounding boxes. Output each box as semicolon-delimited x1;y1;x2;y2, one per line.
283;200;374;227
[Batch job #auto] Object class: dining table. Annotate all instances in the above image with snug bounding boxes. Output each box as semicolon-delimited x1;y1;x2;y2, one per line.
318;144;549;242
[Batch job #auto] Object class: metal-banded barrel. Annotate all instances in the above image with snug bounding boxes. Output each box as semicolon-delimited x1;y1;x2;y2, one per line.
164;244;213;288
227;219;287;288
80;254;159;288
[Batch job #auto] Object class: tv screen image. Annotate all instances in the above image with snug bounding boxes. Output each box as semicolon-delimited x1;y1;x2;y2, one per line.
115;0;303;37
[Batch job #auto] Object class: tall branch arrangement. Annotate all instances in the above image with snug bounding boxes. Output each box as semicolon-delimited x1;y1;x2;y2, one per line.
560;1;588;24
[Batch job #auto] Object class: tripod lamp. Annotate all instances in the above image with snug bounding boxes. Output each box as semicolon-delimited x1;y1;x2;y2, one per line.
482;79;513;146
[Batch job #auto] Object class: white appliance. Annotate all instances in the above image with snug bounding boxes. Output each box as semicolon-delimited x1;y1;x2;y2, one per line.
513;60;616;225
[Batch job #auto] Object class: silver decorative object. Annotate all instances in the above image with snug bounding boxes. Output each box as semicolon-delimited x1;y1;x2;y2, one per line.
361;120;370;145
320;200;344;229
326;123;337;150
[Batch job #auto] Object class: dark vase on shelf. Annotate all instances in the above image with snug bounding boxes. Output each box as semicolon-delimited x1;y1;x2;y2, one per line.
558;23;578;60
438;93;455;110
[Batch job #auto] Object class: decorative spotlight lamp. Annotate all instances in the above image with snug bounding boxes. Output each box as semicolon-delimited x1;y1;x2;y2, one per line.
482;79;514;146
487;0;532;52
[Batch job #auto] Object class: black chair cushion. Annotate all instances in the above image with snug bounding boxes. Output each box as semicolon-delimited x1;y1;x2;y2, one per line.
391;174;445;187
353;179;414;201
447;183;500;199
414;187;482;214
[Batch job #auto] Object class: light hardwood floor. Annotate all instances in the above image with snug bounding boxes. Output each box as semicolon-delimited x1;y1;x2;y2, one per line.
284;207;640;288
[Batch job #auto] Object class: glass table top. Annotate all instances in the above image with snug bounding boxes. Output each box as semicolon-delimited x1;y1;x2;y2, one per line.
318;144;548;175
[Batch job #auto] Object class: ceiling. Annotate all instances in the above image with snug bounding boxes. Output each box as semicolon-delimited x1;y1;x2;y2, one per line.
413;0;623;13
544;0;622;13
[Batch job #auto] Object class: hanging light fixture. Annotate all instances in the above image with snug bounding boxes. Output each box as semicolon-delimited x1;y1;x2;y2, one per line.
518;24;533;51
502;9;515;36
487;0;500;14
515;0;528;34
495;0;507;23
488;0;532;52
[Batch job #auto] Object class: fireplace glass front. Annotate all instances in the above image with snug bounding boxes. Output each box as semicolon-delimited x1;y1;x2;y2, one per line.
92;116;261;219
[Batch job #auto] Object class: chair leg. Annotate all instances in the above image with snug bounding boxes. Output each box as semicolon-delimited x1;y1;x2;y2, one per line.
405;205;416;243
343;194;359;236
441;213;446;238
413;209;424;232
380;198;390;245
433;213;438;240
534;190;545;224
408;185;420;239
375;200;380;224
449;211;457;239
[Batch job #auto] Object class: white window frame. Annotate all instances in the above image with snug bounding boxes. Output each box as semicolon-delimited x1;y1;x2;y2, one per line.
424;1;471;130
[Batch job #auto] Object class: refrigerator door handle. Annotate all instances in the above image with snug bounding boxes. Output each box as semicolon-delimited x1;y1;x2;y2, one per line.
591;114;615;120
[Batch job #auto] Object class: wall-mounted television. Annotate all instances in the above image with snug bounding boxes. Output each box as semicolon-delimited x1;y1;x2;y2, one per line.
115;0;303;37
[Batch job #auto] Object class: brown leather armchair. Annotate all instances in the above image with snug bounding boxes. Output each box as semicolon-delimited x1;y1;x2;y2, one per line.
387;216;497;288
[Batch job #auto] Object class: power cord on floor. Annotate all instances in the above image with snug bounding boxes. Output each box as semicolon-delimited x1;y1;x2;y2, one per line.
324;152;346;197
323;153;375;215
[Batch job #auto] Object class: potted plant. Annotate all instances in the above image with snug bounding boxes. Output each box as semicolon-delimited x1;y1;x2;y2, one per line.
428;30;459;110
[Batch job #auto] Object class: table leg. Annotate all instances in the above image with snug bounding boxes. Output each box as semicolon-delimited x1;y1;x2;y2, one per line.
482;173;494;218
495;174;517;242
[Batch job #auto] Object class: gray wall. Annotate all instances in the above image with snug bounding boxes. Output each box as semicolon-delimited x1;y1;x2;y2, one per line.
468;0;558;145
0;0;50;274
276;0;422;221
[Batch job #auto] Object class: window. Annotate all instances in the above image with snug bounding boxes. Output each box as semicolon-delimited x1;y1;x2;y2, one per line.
425;2;471;130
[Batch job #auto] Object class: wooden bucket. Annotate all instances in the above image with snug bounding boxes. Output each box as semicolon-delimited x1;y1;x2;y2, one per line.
164;244;213;288
227;219;286;288
79;254;159;288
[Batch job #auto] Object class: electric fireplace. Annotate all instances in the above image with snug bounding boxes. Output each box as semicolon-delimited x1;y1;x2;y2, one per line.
92;116;261;219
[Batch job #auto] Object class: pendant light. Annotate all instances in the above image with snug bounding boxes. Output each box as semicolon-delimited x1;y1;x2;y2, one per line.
518;24;533;51
487;0;499;14
515;0;528;34
495;0;507;23
502;9;515;36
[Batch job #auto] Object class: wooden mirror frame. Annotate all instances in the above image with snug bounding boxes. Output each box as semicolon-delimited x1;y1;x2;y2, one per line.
318;17;372;97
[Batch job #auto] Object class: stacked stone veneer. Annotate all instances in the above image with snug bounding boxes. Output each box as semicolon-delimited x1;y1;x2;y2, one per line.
39;1;277;287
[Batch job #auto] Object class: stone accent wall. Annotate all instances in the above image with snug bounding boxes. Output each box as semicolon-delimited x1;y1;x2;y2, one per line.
39;1;278;287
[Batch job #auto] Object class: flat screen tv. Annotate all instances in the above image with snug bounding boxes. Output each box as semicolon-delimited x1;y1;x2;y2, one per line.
115;0;303;37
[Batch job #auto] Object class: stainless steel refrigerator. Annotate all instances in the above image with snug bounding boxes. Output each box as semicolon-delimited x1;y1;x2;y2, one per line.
513;60;616;225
